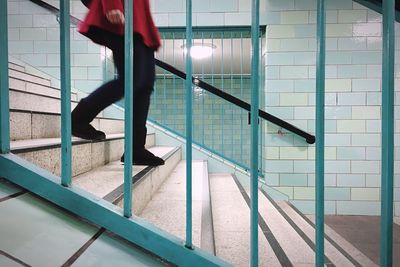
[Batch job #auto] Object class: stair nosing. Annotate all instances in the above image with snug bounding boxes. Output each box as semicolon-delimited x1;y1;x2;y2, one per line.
258;188;335;266
9;75;77;96
200;161;216;255
8;64;26;73
10;87;79;103
231;173;294;267
10;108;124;121
10;134;132;154
9;68;52;84
102;146;181;204
284;200;365;267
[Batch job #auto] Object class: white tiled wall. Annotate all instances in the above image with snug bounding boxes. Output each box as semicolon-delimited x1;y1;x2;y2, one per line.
264;0;400;216
7;0;264;94
7;0;104;94
151;0;267;26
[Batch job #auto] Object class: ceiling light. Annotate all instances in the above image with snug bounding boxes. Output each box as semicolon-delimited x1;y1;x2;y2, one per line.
182;43;216;60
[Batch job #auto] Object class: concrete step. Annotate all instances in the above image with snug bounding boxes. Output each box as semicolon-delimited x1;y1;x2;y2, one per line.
10;109;124;141
9;68;51;87
138;160;214;253
256;189;316;266
9;89;78;114
8;62;25;72
9;76;78;102
209;173;281;267
11;133;155;178
73;146;181;215
277;201;378;267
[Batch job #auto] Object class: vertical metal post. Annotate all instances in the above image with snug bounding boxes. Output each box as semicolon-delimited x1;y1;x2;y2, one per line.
123;0;134;218
380;0;395;266
60;0;72;186
172;33;176;130
240;32;244;163
221;34;224;153
315;0;326;266
162;35;167;124
230;32;234;157
185;0;193;249
259;34;263;174
250;0;260;266
201;32;205;145
211;33;215;149
0;0;10;154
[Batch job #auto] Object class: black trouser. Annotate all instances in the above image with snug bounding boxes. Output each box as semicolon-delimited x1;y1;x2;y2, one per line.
72;29;155;151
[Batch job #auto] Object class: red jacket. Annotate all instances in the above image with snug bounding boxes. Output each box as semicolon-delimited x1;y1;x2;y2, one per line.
79;0;161;50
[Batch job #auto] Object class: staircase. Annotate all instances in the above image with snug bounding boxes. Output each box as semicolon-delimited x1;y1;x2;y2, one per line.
3;61;380;266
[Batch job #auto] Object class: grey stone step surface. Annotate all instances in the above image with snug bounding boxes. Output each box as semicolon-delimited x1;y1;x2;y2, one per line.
9;68;51;87
277;201;377;267
8;60;123;122
255;189;316;266
209;173;281;267
73;146;181;215
9;76;78;102
138;160;209;251
11;133;155;178
9;89;79;114
10;109;124;141
8;62;25;72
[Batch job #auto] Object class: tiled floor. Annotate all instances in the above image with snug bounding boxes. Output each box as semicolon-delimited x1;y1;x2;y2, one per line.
325;215;400;266
0;178;170;267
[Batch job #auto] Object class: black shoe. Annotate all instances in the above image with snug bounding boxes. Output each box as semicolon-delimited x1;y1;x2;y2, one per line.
72;123;106;140
121;149;165;166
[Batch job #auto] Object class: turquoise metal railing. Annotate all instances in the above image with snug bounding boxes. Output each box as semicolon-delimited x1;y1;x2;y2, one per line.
0;0;10;154
185;0;194;250
380;0;395;266
315;0;326;266
123;0;134;218
250;0;260;265
0;0;229;266
60;0;72;187
2;0;398;266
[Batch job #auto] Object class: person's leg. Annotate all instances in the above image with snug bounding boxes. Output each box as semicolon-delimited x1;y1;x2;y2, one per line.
71;31;124;140
71;79;124;139
72;28;163;165
132;38;154;151
120;37;164;166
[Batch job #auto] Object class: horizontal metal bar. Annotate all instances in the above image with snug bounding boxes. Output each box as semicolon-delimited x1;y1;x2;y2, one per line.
0;153;231;267
158;26;266;33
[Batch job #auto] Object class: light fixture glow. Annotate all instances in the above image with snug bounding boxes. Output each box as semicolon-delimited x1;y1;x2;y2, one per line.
182;43;215;60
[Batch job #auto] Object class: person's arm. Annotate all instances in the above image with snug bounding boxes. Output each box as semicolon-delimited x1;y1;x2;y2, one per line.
102;0;125;24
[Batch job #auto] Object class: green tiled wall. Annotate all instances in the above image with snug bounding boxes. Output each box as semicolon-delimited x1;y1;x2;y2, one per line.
149;76;254;167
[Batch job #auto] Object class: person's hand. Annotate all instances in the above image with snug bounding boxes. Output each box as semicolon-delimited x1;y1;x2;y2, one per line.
106;9;125;24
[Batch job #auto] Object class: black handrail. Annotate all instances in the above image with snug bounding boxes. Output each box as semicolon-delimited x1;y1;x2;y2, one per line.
27;0;316;144
156;60;315;144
